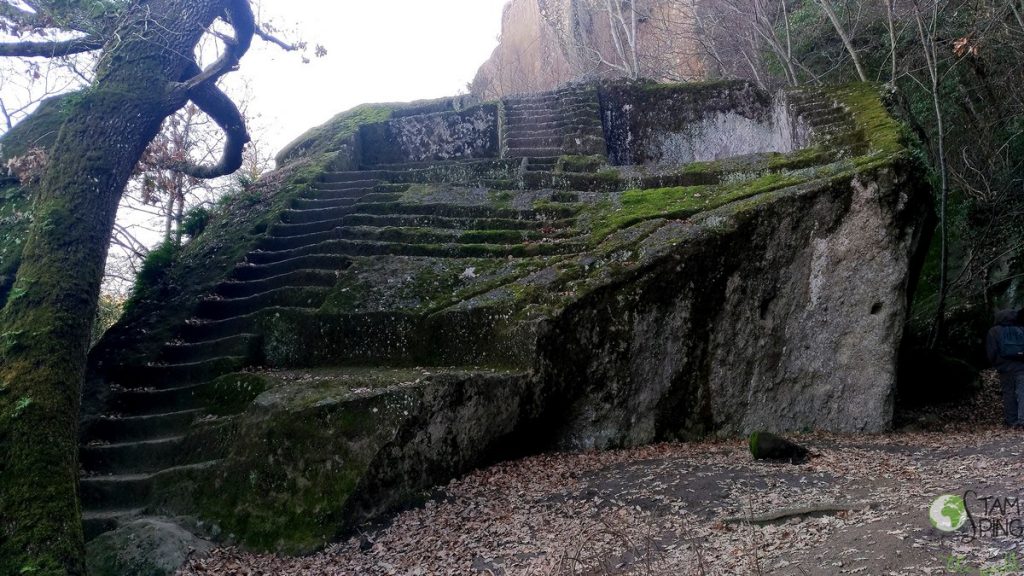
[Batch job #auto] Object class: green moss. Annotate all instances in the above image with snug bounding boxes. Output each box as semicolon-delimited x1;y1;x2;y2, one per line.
557;155;605;174
122;240;178;314
276;104;395;166
0;183;31;308
0;93;74;163
589;171;804;241
193;380;418;553
825;83;907;157
199;373;269;416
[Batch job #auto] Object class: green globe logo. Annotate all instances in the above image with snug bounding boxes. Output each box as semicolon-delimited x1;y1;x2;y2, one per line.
929;495;967;532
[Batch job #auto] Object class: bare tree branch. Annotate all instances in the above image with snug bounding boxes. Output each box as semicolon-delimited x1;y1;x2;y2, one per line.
255;25;298;51
0;35;102;58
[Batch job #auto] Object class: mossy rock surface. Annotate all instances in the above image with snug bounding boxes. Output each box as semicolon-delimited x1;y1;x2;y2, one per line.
84;81;934;554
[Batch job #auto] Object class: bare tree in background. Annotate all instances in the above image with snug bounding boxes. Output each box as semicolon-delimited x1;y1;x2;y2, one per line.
815;0;868;81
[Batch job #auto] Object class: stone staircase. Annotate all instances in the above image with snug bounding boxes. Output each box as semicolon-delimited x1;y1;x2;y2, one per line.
79;167;585;539
786;88;864;154
501;85;607;166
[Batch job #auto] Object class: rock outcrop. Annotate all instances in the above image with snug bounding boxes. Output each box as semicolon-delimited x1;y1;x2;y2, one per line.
82;81;931;555
471;0;703;99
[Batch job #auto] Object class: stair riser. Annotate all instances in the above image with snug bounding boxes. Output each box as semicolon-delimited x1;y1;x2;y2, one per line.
113;357;246;390
160;335;259;364
81;478;151;510
307;187;380;200
216;271;338;298
110;386;207;416
336;214;552;231
506;102;597;115
196;288;328;320
505;113;562;124
350;202;550;220
505;137;562;149
506;147;564;158
246;239;576;264
231;255;353;281
258;228;535;254
319;172;385;183
82;411;201;444
81;439;184;475
180;315;258;344
281;206;355;225
291;197;357;210
293;193;401;210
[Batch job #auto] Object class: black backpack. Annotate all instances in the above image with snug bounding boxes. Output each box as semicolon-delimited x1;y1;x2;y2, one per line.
1001;325;1024;358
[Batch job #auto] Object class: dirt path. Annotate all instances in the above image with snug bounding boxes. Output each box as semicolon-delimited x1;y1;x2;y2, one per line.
180;376;1024;575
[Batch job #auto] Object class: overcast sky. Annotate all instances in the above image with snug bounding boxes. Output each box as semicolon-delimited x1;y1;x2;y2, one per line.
240;0;509;155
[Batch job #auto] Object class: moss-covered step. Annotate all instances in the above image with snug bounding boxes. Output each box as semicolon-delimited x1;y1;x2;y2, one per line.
108;356;249;389
257;226;552;253
193;286;331;320
245;237;584;265
229;255;353;281
215;270;338;298
159;334;261;364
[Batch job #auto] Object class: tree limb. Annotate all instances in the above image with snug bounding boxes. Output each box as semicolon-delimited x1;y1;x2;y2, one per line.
0;35;102;58
255;25;298;51
180;0;255;91
171;63;250;179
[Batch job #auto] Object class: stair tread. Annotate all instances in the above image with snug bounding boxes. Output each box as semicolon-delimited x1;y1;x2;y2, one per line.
93;408;204;422
82;508;146;519
81;460;223;483
83;435;185;450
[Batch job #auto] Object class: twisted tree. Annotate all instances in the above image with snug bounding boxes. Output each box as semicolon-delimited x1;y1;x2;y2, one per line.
0;1;288;573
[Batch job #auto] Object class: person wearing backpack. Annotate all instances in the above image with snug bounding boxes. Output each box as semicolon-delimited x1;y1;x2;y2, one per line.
986;308;1024;427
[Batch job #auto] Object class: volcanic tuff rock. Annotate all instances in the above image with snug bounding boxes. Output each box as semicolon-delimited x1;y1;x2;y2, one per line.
471;0;703;99
80;80;931;555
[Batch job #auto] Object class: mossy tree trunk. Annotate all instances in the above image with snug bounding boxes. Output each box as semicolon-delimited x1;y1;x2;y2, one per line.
0;2;254;573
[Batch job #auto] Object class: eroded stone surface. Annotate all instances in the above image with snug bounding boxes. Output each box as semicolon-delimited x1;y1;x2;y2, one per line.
82;81;931;556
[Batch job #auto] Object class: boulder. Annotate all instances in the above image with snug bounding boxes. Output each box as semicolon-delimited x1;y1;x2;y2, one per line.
86;518;212;576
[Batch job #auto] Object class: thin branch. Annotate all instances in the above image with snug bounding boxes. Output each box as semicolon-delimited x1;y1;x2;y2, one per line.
0;35;102;58
0;97;11;131
254;25;298;51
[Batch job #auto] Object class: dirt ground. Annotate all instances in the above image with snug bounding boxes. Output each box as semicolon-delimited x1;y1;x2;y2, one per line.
180;373;1024;575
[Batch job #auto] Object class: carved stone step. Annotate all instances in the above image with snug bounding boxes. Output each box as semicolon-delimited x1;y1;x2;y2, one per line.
506;146;564;158
319;171;386;183
82;409;203;444
160;333;260;364
110;356;247;390
258;225;542;253
108;381;214;416
81;435;186;475
230;254;354;282
216;270;338;298
196;286;330;320
246;237;583;266
80;461;221;510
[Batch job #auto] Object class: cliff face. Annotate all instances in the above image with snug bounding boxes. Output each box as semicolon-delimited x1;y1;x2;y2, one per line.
471;0;704;99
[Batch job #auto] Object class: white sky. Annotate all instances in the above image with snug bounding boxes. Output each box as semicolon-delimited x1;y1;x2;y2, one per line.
241;0;508;155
